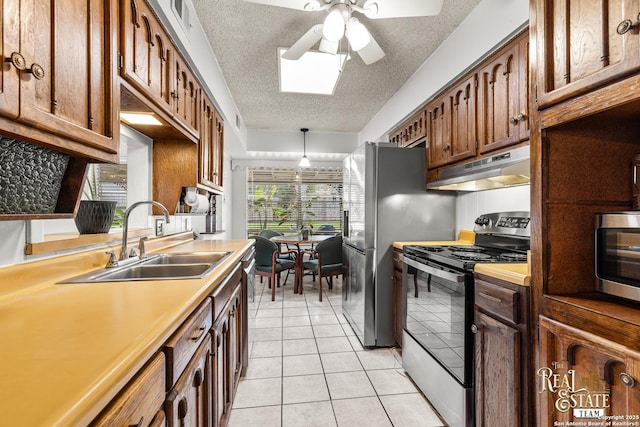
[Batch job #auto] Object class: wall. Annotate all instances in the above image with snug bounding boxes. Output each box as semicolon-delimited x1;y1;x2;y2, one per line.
455;185;531;235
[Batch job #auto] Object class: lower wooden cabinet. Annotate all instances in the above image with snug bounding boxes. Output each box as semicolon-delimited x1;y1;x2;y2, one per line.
166;334;212;427
473;274;532;427
391;248;405;347
538;316;640;427
90;352;166;427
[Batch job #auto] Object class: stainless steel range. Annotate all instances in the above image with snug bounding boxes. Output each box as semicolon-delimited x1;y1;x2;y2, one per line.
400;211;531;427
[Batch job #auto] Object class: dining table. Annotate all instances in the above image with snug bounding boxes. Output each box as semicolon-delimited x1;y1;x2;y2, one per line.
270;233;335;294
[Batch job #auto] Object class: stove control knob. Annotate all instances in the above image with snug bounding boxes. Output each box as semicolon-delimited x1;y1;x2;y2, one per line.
475;216;490;227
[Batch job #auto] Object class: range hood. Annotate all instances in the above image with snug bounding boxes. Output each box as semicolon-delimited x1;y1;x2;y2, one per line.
427;145;530;192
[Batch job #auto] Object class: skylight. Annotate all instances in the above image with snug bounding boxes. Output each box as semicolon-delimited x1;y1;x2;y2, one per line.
278;47;347;95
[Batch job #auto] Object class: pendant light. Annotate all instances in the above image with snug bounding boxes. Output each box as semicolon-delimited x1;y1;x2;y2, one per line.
299;128;310;167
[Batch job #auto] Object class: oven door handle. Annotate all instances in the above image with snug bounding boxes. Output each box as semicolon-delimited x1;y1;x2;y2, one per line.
401;255;467;283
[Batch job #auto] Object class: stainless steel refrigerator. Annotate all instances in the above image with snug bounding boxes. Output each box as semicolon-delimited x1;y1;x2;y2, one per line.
342;142;456;347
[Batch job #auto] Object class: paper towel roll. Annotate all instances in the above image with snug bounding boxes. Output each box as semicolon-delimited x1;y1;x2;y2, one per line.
189;194;210;214
184;188;198;206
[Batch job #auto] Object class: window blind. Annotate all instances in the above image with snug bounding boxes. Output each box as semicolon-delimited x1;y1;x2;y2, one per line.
247;167;343;236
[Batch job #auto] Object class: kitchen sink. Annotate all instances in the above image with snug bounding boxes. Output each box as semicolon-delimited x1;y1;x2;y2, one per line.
142;252;231;265
58;251;231;283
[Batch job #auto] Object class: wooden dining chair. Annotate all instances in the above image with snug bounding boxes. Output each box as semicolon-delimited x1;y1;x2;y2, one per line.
250;236;297;301
301;234;343;302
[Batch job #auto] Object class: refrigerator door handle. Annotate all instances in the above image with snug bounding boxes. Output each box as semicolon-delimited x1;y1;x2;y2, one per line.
343;210;349;238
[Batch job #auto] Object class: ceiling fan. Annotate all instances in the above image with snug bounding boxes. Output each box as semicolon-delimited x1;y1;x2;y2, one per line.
243;0;445;65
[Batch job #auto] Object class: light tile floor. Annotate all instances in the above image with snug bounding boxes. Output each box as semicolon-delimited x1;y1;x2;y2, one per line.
230;273;447;427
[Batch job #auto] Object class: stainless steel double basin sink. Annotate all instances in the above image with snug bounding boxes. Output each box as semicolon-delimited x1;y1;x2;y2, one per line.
59;251;231;283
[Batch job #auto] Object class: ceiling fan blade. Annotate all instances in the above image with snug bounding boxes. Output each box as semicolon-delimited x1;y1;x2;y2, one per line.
362;0;444;19
356;33;385;65
281;24;324;60
243;0;310;11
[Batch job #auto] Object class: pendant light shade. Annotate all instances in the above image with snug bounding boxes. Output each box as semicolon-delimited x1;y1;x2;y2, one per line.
299;128;310;167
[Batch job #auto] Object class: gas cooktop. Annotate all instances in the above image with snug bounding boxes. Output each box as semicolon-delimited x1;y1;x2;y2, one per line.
403;244;528;271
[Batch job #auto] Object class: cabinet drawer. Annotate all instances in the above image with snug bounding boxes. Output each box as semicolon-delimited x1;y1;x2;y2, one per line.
90;352;165;427
211;264;242;321
164;299;213;389
475;279;521;324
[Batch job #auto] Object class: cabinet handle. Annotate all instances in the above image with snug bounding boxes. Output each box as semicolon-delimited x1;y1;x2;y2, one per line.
516;113;526;122
6;52;26;70
171;90;179;100
128;416;144;427
620;372;636;388
509;116;518;125
616;14;640;35
478;291;502;303
191;326;206;341
27;63;45;80
470;324;478;334
442;144;450;151
177;397;188;420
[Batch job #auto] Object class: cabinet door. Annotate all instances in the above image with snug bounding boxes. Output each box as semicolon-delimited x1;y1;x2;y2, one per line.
14;0;118;156
166;334;211;427
477;39;522;154
535;0;640;108
474;311;521;427
230;285;243;392
212;312;230;427
121;0;173;113
0;0;21;120
172;54;200;138
447;74;477;163
539;317;640;426
426;97;449;169
199;97;223;192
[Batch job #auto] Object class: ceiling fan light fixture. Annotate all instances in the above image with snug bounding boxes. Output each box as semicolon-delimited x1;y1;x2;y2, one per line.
347;17;371;51
319;37;339;54
322;7;346;42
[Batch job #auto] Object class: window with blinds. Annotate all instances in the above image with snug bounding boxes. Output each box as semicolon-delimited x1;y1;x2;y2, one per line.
247;167;343;236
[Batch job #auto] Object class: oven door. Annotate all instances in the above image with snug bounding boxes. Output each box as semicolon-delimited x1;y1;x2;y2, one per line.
402;255;474;387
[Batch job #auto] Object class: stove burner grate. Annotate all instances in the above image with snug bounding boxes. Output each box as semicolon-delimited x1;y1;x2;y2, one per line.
498;252;528;262
451;251;494;261
449;245;484;252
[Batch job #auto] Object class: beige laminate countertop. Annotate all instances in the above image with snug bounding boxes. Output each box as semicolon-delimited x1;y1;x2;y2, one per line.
392;230;475;250
0;237;253;427
474;263;530;286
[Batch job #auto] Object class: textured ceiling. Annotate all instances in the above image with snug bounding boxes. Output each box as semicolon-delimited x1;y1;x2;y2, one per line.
192;0;482;133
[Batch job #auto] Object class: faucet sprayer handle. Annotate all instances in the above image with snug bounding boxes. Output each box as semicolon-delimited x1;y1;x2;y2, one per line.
138;236;149;258
105;251;119;268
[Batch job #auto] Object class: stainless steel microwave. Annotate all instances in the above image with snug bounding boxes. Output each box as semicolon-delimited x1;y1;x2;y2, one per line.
596;212;640;302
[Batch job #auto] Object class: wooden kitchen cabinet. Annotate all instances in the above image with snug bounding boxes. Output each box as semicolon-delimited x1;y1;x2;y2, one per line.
390;109;426;147
199;95;224;193
477;31;529;154
539;316;640;426
212;310;230;427
427;74;477;170
120;0;173;115
392;248;406;347
166;333;212;427
534;0;640;109
474;274;532;427
0;0;118;161
90;352;166;427
171;53;200;139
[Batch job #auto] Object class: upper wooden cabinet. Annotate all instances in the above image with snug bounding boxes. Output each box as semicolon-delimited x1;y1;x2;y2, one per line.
477;31;529;154
0;0;118;161
426;74;477;169
390;110;426;147
171;54;200;139
199;94;224;193
120;0;173;114
535;0;640;109
121;0;201;139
